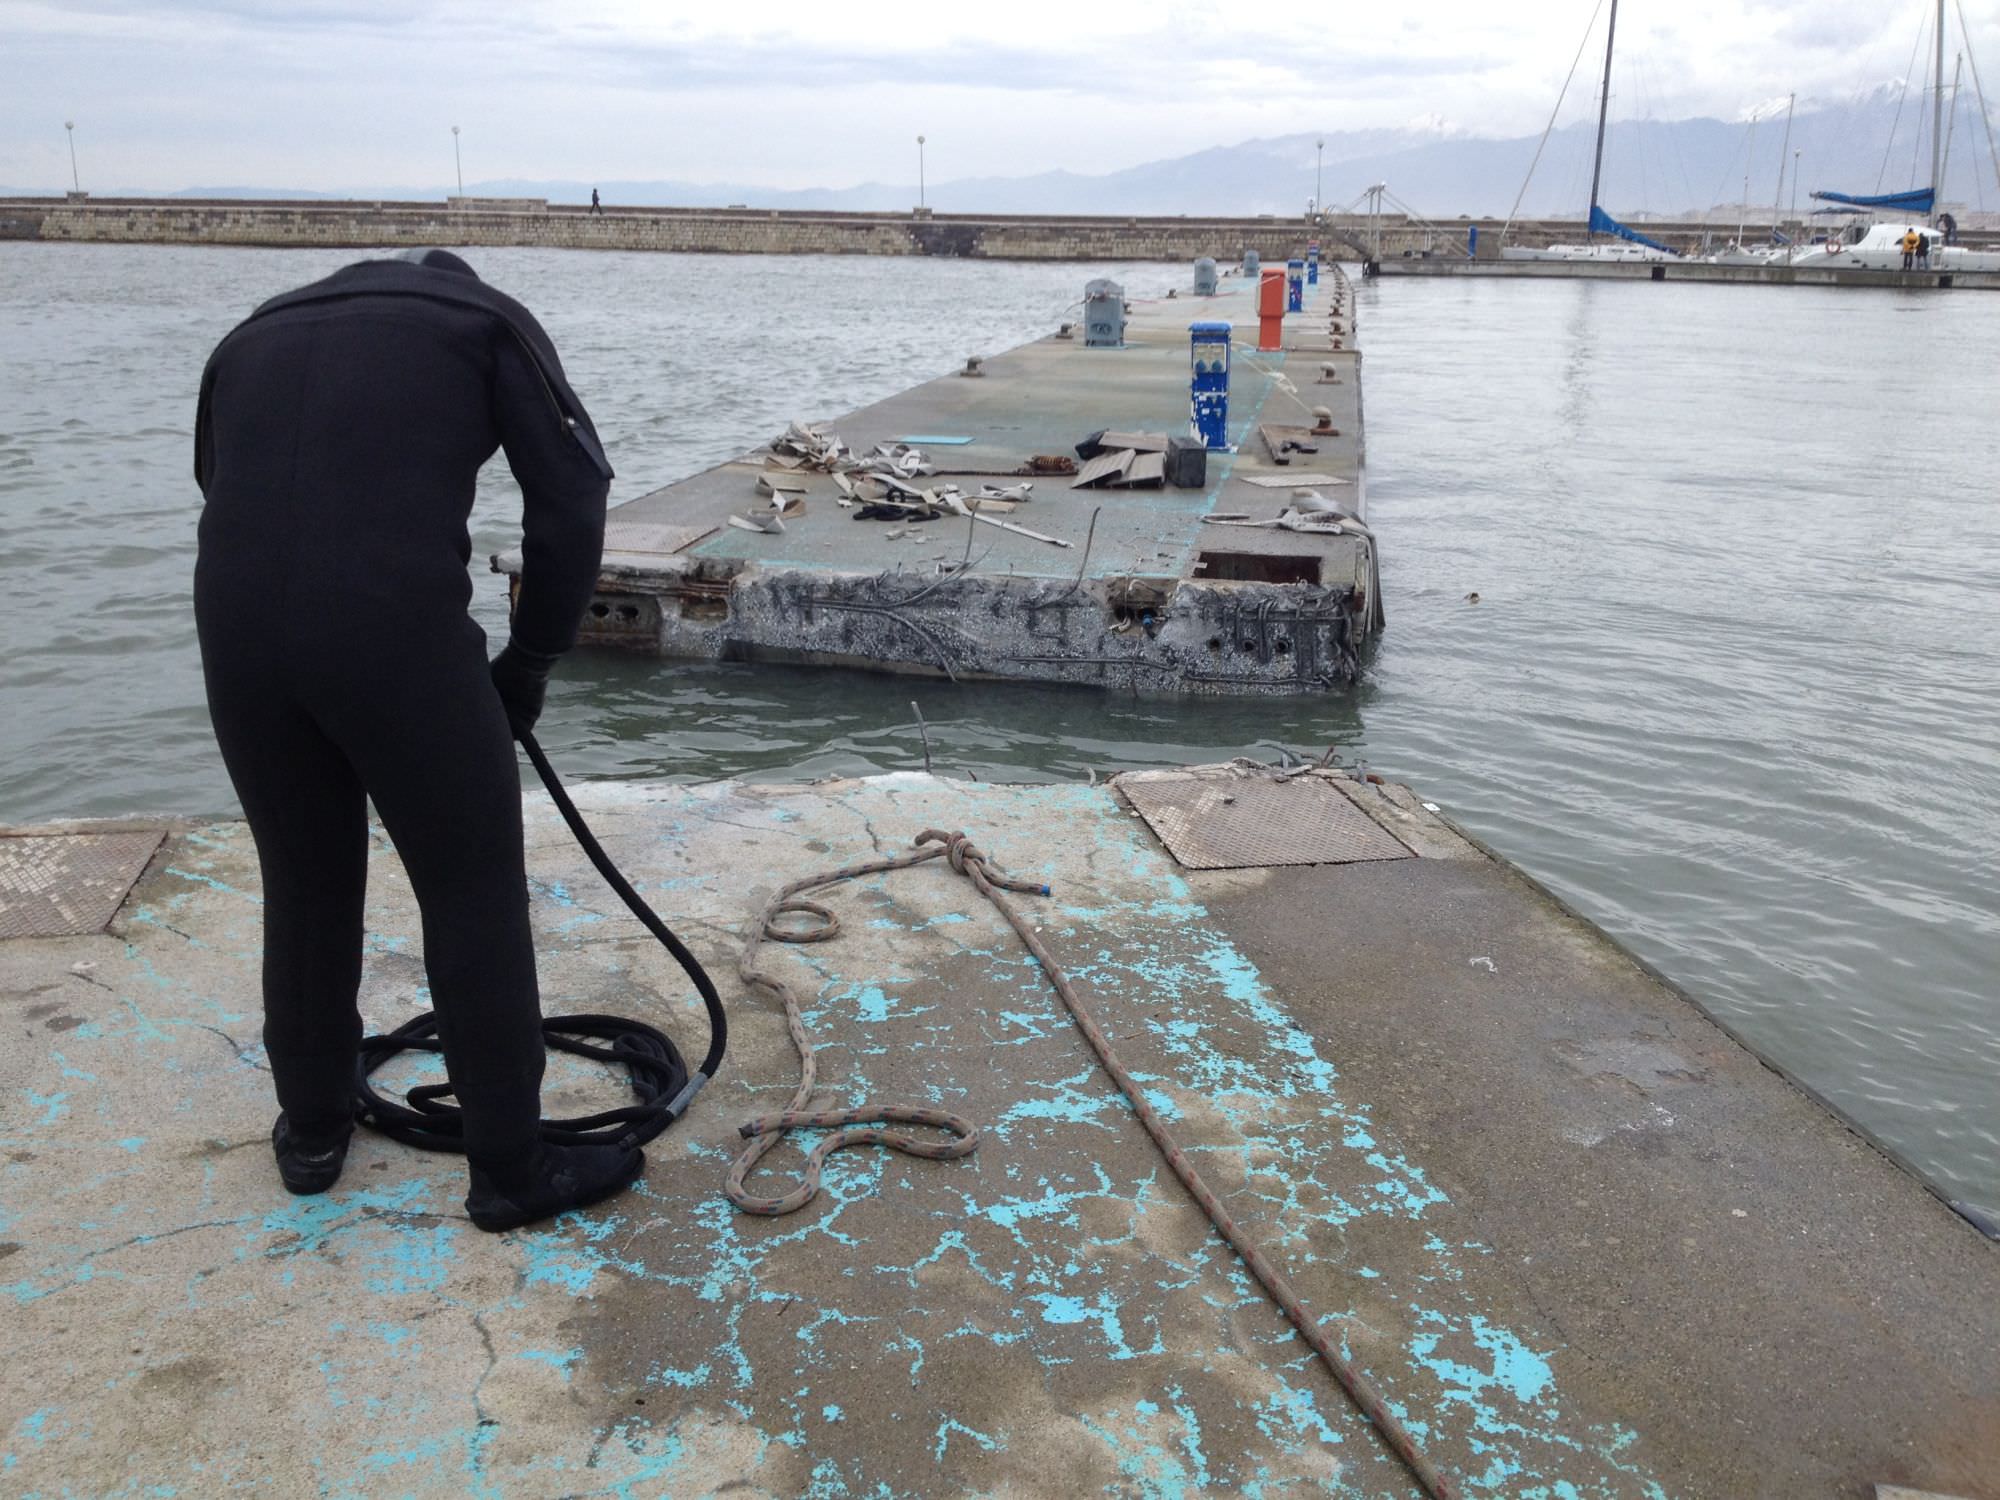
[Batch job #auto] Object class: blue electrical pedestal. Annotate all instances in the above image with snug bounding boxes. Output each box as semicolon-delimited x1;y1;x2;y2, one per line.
1307;240;1320;285
1189;322;1231;450
1286;259;1305;312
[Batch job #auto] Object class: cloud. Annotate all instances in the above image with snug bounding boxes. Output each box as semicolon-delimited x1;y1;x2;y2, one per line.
0;0;1988;193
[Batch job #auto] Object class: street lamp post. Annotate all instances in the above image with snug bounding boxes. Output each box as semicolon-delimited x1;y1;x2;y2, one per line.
1315;137;1324;220
451;125;462;198
916;134;926;211
64;121;78;192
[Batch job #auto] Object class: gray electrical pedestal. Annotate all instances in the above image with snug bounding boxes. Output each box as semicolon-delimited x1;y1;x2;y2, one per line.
1083;278;1126;348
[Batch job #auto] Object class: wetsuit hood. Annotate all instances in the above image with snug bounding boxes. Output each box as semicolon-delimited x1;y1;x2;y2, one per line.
195;257;610;486
395;247;480;278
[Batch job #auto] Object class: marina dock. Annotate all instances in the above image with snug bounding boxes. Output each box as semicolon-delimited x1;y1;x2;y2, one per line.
1372;253;2000;290
498;270;1381;694
4;764;1996;1497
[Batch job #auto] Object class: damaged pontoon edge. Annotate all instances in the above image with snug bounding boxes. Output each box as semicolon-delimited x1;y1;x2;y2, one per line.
495;263;1379;694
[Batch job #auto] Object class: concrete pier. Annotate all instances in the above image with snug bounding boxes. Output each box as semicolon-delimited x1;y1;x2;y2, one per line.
499;272;1379;694
6;196;1995;263
1372;255;2000;291
3;765;1996;1497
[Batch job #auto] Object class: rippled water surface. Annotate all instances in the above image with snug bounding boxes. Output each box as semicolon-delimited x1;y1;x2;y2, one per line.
2;243;1995;1224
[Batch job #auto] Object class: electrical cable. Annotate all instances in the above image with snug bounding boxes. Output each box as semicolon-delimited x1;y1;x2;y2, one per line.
354;729;728;1153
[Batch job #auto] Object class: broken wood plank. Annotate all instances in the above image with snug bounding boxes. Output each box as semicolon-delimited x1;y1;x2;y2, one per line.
1244;472;1350;487
1120;452;1167;488
1098;430;1170;453
1072;449;1135;488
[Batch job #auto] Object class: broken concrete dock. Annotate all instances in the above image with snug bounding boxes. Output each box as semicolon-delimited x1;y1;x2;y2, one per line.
498;270;1380;694
4;765;1996;1497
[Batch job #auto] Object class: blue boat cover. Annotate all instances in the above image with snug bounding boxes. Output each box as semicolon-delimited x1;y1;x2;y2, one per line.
1811;187;1936;213
1587;205;1678;254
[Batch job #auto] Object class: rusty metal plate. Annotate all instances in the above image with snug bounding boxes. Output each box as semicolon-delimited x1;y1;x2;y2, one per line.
0;831;164;939
1116;773;1413;870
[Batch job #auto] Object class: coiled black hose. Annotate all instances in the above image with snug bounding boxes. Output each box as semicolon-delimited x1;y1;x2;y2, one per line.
355;730;727;1152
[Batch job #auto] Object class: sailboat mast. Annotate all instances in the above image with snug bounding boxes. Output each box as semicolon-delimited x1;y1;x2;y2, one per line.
1586;0;1619;238
1942;52;1964;197
1772;93;1796;229
1736;112;1757;246
1958;0;2000;205
1932;0;1945;212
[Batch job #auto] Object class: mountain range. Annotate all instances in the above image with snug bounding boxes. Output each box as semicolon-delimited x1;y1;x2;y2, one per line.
14;91;1997;220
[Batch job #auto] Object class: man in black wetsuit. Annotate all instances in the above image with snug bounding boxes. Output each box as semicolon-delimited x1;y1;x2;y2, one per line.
193;248;639;1231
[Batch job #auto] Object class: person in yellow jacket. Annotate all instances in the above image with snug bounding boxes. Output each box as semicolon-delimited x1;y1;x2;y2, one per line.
1901;227;1921;270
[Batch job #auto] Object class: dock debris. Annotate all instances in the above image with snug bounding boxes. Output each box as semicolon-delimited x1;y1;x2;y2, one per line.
770;424;939;478
1258;423;1331;464
861;442;938;479
1073;447;1167;489
1071;430;1204;489
1243;472;1349;487
1202;492;1371;537
770;420;849;471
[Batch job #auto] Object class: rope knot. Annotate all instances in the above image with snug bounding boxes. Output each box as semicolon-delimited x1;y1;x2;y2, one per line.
916;828;982;874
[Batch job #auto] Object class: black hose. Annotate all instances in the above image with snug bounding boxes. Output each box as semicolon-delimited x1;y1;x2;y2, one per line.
354;729;728;1152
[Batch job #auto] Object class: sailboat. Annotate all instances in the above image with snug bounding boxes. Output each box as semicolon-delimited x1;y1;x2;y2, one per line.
1803;0;2000;270
1703;96;1798;265
1502;0;1680;262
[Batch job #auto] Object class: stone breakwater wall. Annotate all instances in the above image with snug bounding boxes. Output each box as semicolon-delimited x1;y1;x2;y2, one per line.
16;196;1930;259
1;198;1384;261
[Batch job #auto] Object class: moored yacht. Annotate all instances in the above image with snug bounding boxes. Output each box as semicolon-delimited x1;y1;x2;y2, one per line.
1792;220;2000;271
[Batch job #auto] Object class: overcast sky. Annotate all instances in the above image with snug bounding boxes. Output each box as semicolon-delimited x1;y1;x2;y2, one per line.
2;0;1988;192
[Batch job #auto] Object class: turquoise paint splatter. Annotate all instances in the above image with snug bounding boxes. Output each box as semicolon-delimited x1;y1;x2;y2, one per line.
932;1417;1000;1462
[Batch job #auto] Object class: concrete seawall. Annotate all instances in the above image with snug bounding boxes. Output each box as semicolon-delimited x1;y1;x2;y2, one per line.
6;197;1998;262
1;196;1352;261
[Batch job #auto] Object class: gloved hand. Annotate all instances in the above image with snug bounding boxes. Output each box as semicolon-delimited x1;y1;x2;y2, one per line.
490;641;559;740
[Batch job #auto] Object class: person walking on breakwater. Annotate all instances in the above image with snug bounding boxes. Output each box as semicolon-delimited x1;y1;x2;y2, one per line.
590;187;602;214
1902;227;1921;270
191;248;639;1232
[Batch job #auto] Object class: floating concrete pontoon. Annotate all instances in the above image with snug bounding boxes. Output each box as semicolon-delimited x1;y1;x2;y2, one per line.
1372;255;2000;290
3;766;1996;1496
498;273;1379;694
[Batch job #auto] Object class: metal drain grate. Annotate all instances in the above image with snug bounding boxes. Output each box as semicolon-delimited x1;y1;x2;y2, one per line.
1116;773;1413;870
600;522;716;561
0;831;165;939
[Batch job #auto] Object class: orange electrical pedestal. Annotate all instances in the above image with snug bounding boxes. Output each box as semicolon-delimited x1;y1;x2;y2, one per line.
1257;268;1286;351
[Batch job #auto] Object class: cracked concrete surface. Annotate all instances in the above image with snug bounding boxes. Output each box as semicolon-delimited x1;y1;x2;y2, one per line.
2;772;1995;1498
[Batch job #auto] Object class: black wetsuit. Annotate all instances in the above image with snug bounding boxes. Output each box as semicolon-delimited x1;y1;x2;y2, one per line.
193;257;612;1166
